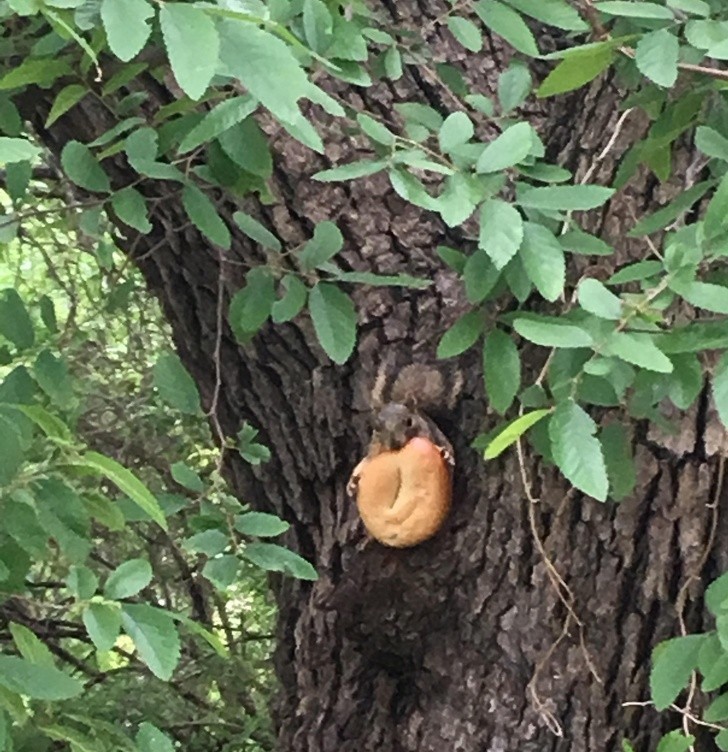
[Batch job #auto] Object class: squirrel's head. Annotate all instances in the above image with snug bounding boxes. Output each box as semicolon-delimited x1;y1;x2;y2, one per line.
371;403;426;450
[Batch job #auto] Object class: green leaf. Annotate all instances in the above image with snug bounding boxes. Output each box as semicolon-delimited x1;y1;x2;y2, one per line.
218;23;309;124
77;451;167;530
673;280;728;314
695;126;728;162
635;29;678;88
538;44;613;97
121;604;180;681
308;283;357;364
448;16;483;52
136;723;174;752
475;0;539;56
0;288;34;350
83;603;122;652
178;95;257;153
298;221;344;270
713;352;728;430
628;180;713;236
112;187;152;233
160;4;219;100
439;112;474;153
66;565;98;600
235;512;290;537
183;530;229;556
34;349;73;407
605;332;673;373
484;409;551;459
153;350;201;415
707;572;728;615
61;140;110;192
513;317;593;348
243;542;318;580
498;63;531;112
504;0;588;31
656;731;695;752
519;222;565;302
518;184;614;210
229;268;276;337
170;461;204;493
100;0;153;62
312;160;387;182
0;656;82;700
608;260;663;284
705;173;728;239
357;113;395;146
0;137;40;165
437;310;483;358
668;354;702;410
595;1;674;19
272;274;308;323
600;423;636;501
650;634;705;710
10;623;53;667
484;329;520;414
549;400;608;501
104;558;152;600
464;251;501;303
233;211;281;251
202;555;239;589
303;0;333;53
46;83;87;127
705;693;728;723
334;271;431;289
577;278;622;319
479;198;524;269
182;184;231;248
476;122;533;173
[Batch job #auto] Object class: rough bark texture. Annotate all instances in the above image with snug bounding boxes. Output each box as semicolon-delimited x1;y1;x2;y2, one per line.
19;2;728;750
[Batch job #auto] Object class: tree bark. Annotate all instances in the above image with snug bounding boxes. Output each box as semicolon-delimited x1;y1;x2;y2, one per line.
19;3;728;750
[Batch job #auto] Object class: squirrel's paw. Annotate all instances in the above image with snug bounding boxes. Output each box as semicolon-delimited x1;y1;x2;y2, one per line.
346;473;359;497
438;445;455;470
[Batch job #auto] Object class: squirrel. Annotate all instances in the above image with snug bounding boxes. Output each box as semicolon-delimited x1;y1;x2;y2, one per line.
347;363;462;547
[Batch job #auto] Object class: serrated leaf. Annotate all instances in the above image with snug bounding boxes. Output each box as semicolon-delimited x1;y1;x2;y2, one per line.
437;310;483;358
104;558;152;600
235;512;289;537
112;186;152;233
66;565;98;600
713;352;728;430
182;529;228;556
0;137;40;165
10;623;53;667
504;0;588;31
46;84;87;127
608;260;663;284
170;461;203;493
218;117;272;177
498;63;531;112
606;332;673;373
484;409;551;459
476;122;533;173
448;16;482;52
334;271;430;288
61;140;110;192
439;112;474;153
308;283;357;364
101;0;153;62
628;180;713;236
34;349;73;408
668;354;702;410
484;329;520;414
674;280;728;314
303;0;333;53
313;160;387;182
695;126;728;162
475;0;539;56
479;198;524;269
357;113;395;145
538;45;614;97
271;274;308;323
518;184;614;210
705;173;728;240
121;604;180;681
0;288;34;350
160;4;219;100
578;278;622;319
520;222;565;301
137;722;174;752
705;692;728;723
233;211;281;251
229;267;276;338
77;451;167;530
83;603;121;652
656;731;695;752
600;423;636;500
635;29;678;88
464;251;501;303
182;184;231;248
549;400;608;501
202;554;240;589
650;634;705;710
513;317;593;348
298;221;343;270
178;95;257;153
0;656;82;700
595;1;674;18
243;541;318;580
153;350;200;415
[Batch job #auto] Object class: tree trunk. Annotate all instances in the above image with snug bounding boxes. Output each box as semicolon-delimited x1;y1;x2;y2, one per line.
19;3;728;749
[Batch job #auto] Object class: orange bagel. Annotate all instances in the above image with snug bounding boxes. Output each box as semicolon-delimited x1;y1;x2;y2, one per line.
355;437;452;548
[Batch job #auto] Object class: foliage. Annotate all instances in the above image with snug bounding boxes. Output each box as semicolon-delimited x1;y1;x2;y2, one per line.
1;0;728;748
